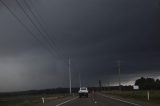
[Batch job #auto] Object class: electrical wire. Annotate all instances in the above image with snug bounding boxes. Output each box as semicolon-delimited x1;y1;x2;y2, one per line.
23;0;69;65
15;0;57;55
0;0;54;56
25;0;67;59
24;0;57;47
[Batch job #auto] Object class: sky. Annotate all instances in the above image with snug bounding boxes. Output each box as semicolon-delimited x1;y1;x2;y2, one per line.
0;0;160;92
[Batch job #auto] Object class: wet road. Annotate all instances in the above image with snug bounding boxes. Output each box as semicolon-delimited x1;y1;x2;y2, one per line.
38;93;154;106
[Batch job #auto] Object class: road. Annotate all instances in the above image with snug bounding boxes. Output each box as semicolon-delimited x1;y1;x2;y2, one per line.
38;93;158;106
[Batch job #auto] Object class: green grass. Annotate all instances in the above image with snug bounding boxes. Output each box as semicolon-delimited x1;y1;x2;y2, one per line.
0;93;69;106
102;90;160;104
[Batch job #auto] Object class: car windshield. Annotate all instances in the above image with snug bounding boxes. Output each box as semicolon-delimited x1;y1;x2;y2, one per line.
80;87;87;90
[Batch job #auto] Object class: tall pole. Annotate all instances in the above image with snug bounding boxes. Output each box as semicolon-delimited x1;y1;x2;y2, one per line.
69;56;72;94
118;60;121;91
79;72;81;88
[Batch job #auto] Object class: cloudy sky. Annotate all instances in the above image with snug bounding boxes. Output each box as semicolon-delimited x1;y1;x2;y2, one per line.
0;0;160;92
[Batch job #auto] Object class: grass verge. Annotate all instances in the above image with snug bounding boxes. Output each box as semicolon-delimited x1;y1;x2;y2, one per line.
102;90;160;104
0;93;69;106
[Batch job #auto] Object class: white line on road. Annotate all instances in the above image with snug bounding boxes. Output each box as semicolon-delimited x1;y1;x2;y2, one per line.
56;97;78;106
98;93;143;106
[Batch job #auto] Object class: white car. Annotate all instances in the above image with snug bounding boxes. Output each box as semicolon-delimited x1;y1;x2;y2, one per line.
78;87;88;98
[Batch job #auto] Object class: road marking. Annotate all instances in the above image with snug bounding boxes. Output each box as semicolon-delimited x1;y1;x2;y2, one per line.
98;93;143;106
56;97;78;106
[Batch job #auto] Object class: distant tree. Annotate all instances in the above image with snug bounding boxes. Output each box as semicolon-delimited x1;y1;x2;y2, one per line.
145;78;155;89
135;77;156;90
155;79;160;89
135;77;146;90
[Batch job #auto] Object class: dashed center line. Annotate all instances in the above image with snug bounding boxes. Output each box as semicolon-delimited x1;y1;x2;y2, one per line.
56;97;78;106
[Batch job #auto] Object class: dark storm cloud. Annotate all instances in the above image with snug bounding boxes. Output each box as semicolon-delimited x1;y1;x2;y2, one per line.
0;0;160;91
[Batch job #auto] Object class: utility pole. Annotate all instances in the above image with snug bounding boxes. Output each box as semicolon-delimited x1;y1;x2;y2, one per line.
118;60;121;91
108;81;110;91
78;72;82;88
99;80;102;91
69;56;72;94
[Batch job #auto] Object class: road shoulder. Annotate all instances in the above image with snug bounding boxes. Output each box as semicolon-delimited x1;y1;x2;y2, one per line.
98;92;160;106
35;95;78;106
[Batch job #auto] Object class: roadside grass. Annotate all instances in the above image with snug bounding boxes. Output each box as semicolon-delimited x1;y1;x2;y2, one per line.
0;93;69;106
102;90;160;104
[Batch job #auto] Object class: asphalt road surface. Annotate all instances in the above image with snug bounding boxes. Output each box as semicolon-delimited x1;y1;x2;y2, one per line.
38;93;158;106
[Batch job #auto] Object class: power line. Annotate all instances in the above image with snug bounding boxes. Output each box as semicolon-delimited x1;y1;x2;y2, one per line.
24;0;69;59
15;0;57;54
0;0;54;55
24;0;57;41
26;0;73;88
23;0;71;74
23;0;57;49
26;0;57;40
25;0;67;59
17;0;69;65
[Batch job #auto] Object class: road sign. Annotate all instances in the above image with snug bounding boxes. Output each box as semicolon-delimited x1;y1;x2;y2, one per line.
133;85;139;90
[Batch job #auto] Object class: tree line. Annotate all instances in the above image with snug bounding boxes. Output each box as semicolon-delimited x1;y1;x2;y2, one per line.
135;77;160;90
